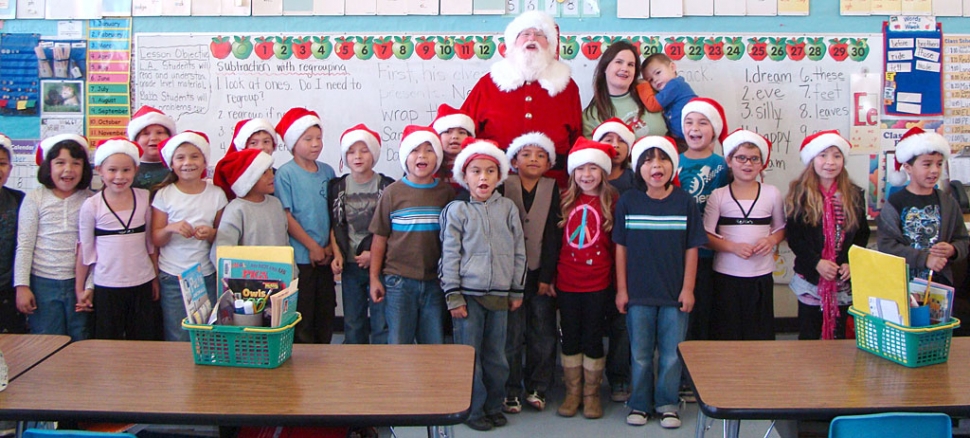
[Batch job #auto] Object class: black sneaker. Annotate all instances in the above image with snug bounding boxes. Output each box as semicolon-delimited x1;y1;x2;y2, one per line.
465;416;493;431
486;412;508;427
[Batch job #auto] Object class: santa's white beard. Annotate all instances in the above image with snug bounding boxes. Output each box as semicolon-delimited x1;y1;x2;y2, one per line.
508;46;553;82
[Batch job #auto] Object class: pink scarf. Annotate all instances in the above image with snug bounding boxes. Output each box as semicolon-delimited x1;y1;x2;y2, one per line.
819;183;842;340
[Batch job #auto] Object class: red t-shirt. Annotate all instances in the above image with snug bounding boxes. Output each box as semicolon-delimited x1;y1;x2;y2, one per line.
556;194;614;292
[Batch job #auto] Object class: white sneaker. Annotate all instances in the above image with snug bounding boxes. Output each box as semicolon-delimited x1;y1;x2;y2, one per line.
659;412;682;429
626;410;648;426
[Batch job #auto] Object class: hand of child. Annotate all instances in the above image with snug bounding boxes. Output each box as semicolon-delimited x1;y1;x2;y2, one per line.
151;278;160;301
816;259;840;282
322;246;334;265
752;237;775;256
510;298;523;312
170;220;195;238
930;242;956;259
732;242;755;259
450;305;468;319
678;288;695;313
615;289;629;314
538;282;554;297
355;251;371;269
370;279;385;303
193;225;215;241
331;253;344;275
839;263;851;281
75;289;93;312
926;254;948;272
308;244;328;267
15;286;37;315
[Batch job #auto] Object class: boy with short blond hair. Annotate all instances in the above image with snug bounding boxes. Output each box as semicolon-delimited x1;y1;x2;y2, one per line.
369;125;455;345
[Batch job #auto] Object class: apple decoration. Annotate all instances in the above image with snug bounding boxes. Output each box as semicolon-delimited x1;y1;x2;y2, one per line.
664;37;686;61
232;36;253;60
848;38;870;61
355;36;375;60
747;37;768;61
703;37;724;61
334;37;356;61
274;36;293;60
684;36;705;61
291;37;312;60
392;36;414;60
581;36;603;60
254;37;275;60
786;37;807;61
415;37;436;60
559;36;579;60
474;36;496;60
806;37;826;61
435;36;456;60
767;37;787;61
828;38;849;62
372;36;394;60
311;36;332;60
210;36;231;59
723;37;744;61
454;36;476;60
640;36;662;57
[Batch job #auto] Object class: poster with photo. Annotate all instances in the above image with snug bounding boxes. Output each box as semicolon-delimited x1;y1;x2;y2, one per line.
41;80;83;115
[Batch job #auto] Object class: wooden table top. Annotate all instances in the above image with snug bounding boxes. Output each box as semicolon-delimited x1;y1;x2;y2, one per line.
0;334;71;381
0;340;474;427
680;338;970;420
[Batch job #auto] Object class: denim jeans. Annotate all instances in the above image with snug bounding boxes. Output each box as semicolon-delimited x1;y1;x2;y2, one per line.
341;263;387;344
159;271;217;342
505;269;557;396
28;275;90;341
453;297;509;421
627;305;688;414
605;286;631;388
383;274;444;344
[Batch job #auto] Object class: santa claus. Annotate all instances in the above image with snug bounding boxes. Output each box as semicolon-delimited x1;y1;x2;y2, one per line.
461;11;582;187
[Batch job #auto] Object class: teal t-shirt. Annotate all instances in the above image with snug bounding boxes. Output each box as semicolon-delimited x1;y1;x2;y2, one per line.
274;159;336;264
678;152;728;258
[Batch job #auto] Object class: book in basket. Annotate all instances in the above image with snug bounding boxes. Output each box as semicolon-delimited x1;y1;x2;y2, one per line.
269;279;299;328
179;263;212;324
216;246;295;284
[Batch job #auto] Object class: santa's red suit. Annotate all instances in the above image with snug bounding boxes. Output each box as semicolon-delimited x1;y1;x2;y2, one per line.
461;57;582;188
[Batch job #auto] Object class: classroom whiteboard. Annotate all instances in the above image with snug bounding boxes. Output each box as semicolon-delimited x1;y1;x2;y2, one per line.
133;33;881;188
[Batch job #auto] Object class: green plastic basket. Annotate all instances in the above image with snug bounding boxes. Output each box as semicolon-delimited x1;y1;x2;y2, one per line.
182;313;301;369
848;307;960;368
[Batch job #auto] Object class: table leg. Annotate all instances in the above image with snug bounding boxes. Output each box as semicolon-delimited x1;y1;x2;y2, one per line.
427;425;454;438
14;421;23;438
725;419;740;438
695;410;707;438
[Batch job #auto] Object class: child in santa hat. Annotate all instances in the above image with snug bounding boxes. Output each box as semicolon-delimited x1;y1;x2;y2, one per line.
440;138;525;431
675;97;729;402
502;132;561;414
555;137;618;420
15;134;92;339
615;135;706;429
329;124;395;345
151;131;228;341
878;126;968;287
229;118;278;156
1;133;27;335
432;104;475;190
210;148;288;268
368;125;455;345
786;131;869;340
704;130;785;342
77;138;161;340
274;107;337;344
127;105;176;190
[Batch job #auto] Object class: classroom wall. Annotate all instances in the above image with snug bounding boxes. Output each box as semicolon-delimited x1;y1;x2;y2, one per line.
1;1;960;321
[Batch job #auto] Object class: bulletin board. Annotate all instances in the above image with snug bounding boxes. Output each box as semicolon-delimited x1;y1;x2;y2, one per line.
133;32;881;196
883;22;943;116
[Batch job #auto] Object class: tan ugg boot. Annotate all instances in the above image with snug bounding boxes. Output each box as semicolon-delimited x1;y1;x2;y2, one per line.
557;353;584;417
582;356;606;419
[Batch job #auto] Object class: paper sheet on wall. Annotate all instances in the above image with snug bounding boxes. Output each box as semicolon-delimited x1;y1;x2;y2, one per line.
312;0;343;14
683;0;712;15
965;0;970;17
46;0;100;18
617;0;648;17
408;0;437;15
439;0;471;14
582;0;599;16
222;0;251;15
473;0;504;14
281;0;311;14
778;0;809;15
851;73;881;154
0;0;16;18
561;0;580;17
650;0;681;17
132;0;162;15
163;0;190;15
746;0;776;15
932;0;961;16
376;0;406;14
840;0;870;15
714;0;744;15
871;0;902;14
101;0;132;16
191;0;220;15
16;0;43;17
900;0;931;15
253;0;283;15
949;157;970;184
344;0;375;14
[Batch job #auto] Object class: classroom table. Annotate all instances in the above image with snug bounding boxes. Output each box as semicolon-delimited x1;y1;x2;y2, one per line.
679;338;970;438
0;340;473;434
0;334;71;382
